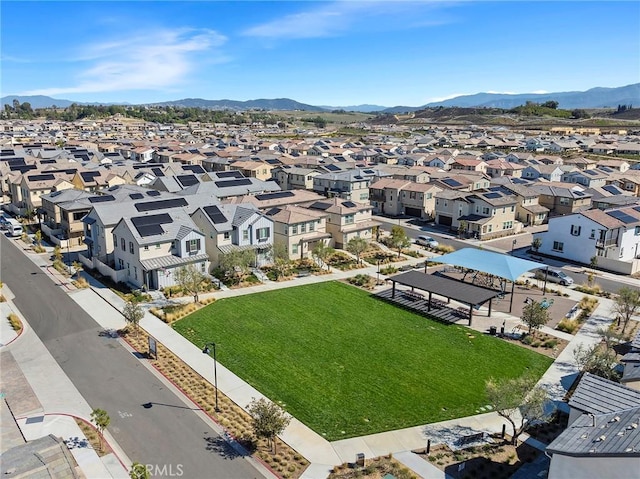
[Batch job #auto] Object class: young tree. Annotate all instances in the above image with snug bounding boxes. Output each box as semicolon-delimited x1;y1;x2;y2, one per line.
174;264;207;303
247;398;291;454
531;237;542;254
129;463;150;479
457;220;468;238
611;286;640;333
521;301;551;336
312;242;333;271
573;342;620;381
346;237;368;265
485;375;551;445
270;242;292;280
388;225;411;258
72;260;83;277
90;408;110;452
123;301;144;338
220;250;254;284
34;229;42;247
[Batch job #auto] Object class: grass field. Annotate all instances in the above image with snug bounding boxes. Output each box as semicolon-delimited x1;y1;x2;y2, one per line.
173;282;553;440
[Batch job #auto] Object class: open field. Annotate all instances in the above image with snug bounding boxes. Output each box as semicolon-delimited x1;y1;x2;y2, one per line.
173;282;553;440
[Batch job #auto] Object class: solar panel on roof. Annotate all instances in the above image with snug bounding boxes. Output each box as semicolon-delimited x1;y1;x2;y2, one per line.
483;192;502;199
12;165;37;173
80;171;101;182
325;164;340;171
134;197;188;212
634;206;640;213
49;191;63;198
573;191;585;197
309;201;332;210
131;213;173;227
0;150;15;156
442;178;462;187
214;178;252;188
27;174;55;181
7;158;26;166
363;169;375;174
584;170;598;176
254;191;295;201
40;159;57;164
182;165;206;174
134;224;164;237
606;210;637;224
129;193;144;200
88;195;116;203
176;175;199;187
266;207;282;216
342;201;357;208
603;185;621;195
203;205;227;224
216;171;244;178
151;168;165;177
266;159;282;165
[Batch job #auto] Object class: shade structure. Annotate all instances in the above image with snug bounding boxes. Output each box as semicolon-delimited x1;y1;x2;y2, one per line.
429;248;542;282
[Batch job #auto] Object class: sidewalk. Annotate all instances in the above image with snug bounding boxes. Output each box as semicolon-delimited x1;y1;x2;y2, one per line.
0;284;130;479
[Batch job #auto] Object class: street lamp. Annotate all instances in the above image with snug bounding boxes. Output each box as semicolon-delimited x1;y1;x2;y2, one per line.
67;239;72;275
511;239;517;253
202;342;220;412
377;259;381;285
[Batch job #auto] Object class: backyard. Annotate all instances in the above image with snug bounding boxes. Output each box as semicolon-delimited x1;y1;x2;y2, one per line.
173;282;553;440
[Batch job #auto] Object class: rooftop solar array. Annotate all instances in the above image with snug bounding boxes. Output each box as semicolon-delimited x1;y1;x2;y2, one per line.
88;195;116;203
325;164;341;172
584;170;598;176
129;193;144;200
182;165;206;174
441;178;462;187
266;207;282;216
634;206;640;214
214;178;252;188
27;174;56;182
176;174;199;187
342;201;357;208
606;210;637;224
134;197;188;212
203;205;227;224
39;159;57;164
309;201;332;210
147;190;161;196
603;185;622;195
573;191;586;197
80;171;101;182
254;191;295;201
483;192;502;199
12;165;37;173
131;213;173;237
152;168;165;177
216;171;244;178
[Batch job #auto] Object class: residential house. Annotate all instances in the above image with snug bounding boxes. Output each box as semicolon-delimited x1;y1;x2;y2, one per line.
528;184;592;216
312;169;380;202
272;166;320;190
502;184;549;226
369;178;440;219
484;159;524;178
533;206;640;274
546;373;640;479
450;157;487;173
563;157;598;170
227;159;275;181
620;330;640;391
608;172;640;197
596;159;630;173
191;203;274;269
521;164;565;182
40;189;96;246
265;205;331;260
112;209;209;290
561;169;609;188
307;198;379;248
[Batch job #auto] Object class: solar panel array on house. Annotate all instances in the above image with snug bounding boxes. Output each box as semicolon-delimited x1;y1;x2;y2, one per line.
203;205;227;224
134;197;188;212
131;213;173;237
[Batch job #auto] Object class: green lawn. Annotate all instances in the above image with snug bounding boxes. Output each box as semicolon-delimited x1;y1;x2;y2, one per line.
173;282;553;440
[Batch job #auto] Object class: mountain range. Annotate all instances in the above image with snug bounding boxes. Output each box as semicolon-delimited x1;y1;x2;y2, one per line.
2;83;638;113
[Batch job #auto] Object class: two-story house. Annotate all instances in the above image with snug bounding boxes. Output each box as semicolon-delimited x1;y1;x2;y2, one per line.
112;210;209;290
191;203;274;269
312;169;376;203
502;184;549;226
561;169;609;188
528;184;593;217
265;205;331;260
307;198;379;248
534;206;640;274
272;166;320;190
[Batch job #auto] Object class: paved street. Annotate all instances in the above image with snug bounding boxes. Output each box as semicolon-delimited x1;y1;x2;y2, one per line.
0;234;270;479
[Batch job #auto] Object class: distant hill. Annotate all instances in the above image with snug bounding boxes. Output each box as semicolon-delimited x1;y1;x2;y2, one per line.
0;95;77;109
383;83;640;113
148;97;326;112
320;104;388;113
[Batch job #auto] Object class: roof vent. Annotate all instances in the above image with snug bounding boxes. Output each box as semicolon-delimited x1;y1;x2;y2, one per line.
596;435;606;442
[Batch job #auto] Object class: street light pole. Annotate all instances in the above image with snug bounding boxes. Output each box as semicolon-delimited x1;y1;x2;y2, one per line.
377;259;380;285
511;239;517;254
202;342;220;412
67;239;71;275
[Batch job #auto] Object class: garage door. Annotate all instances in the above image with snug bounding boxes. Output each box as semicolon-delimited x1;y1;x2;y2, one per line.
404;207;423;218
438;215;452;226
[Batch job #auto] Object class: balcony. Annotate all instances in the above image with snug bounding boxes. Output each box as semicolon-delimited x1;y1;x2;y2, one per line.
596;239;617;249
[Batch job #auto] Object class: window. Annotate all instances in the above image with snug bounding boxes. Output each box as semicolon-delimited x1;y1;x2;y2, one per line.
511;205;515;212
256;227;270;240
223;232;230;240
73;211;85;221
482;207;490;215
552;241;564;252
201;263;206;272
502;221;513;230
129;242;134;254
571;225;581;236
426;193;432;200
345;214;354;225
121;238;126;251
186;239;200;254
144;245;149;250
309;222;315;232
559;197;570;206
114;235;117;246
292;244;298;254
156;243;161;249
590;229;596;239
292;225;298;235
118;258;124;269
300;223;306;233
133;266;137;280
409;191;417;199
243;230;249;241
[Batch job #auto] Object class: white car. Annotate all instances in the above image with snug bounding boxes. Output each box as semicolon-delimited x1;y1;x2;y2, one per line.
415;235;439;248
534;268;574;286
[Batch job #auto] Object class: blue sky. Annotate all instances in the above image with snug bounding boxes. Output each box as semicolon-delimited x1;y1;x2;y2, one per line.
2;1;639;107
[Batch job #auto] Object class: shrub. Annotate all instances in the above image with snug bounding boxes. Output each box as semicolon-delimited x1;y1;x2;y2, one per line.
380;265;398;275
7;312;22;332
433;244;455;254
557;319;579;334
543;339;559;349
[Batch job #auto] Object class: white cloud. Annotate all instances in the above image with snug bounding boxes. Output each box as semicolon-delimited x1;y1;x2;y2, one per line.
425;93;469;103
243;1;455;40
21;28;226;96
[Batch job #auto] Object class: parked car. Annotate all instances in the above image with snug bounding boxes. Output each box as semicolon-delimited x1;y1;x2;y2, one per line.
0;212;10;230
415;235;439;248
534;268;574;286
